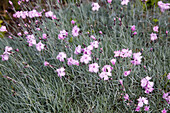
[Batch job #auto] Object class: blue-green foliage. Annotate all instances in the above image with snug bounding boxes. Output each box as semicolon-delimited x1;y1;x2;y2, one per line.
0;0;169;112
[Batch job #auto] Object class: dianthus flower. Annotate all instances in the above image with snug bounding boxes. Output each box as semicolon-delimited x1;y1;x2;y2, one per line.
131;25;136;31
90;35;96;40
89;63;99;73
99;72;112;80
114;50;121;57
161;108;167;113
110;58;116;65
124;70;131;77
137;97;148;107
67;57;79;66
26;35;36;46
74;45;82;54
56;67;65;78
58;30;68;39
107;0;112;4
71;20;75;24
131;52;142;65
102;65;113;73
124;94;129;101
121;0;129;5
162;92;170;104
141;76;154;94
92;3;100;11
0;26;7;32
167;73;170;80
144;106;150;111
150;33;157;41
80;54;91;64
158;1;170;13
82;46;92;55
72;25;80;37
1;46;12;61
45;11;54;17
56;52;67;62
153;26;159;32
90;41;99;48
36;41;45;51
42;34;47;39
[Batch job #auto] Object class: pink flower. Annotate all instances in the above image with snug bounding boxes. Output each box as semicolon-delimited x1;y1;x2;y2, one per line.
124;70;131;77
114;50;121;57
8;36;12;39
36;41;45;51
67;57;74;66
167;73;170;80
90;41;99;48
99;72;112;80
1;46;12;61
36;28;40;31
74;45;82;54
52;15;57;19
24;31;28;35
99;31;103;34
45;11;54;17
56;67;65;78
44;61;50;66
135;106;141;112
162;92;170;104
90;35;96;40
153;26;159;32
5;46;13;53
72;25;80;37
56;52;67;62
71;20;75;24
72;59;79;66
133;32;137;35
92;3;100;11
80;54;91;64
137;97;148;107
88;45;94;50
42;34;47;39
1;54;9;61
67;57;79;66
124;94;129;101
131;25;136;31
131;52;142;65
166;31;168;34
89;63;99;73
158;1;170;13
102;65;113;73
9;0;13;5
83;47;92;55
107;0;112;4
141;76;154;94
58;30;68;40
0;26;7;32
161;108;167;113
144;106;150;111
60;30;68;36
28;10;42;18
121;49;132;58
110;58;116;65
121;0;129;5
119;80;123;86
141;76;151;87
26;35;36;46
17;32;22;36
